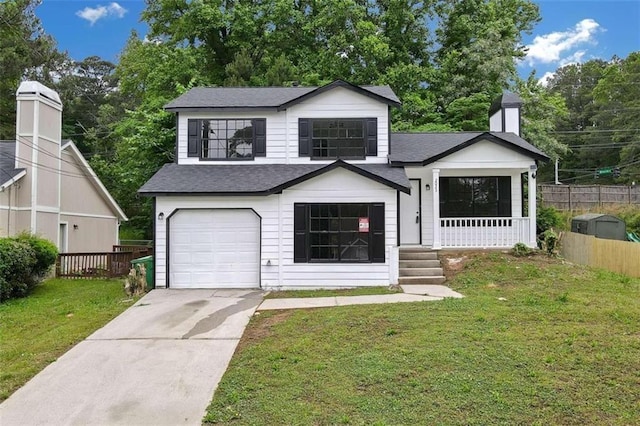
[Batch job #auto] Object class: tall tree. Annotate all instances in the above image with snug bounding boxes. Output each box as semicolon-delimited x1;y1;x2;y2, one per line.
0;0;62;139
432;0;540;128
592;53;640;183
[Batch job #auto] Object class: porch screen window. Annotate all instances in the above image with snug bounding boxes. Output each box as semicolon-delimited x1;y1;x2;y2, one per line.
187;118;266;159
440;177;511;217
294;203;385;263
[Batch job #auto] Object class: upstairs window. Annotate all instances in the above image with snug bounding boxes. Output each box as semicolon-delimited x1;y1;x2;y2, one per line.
187;118;266;160
440;177;512;218
299;118;377;159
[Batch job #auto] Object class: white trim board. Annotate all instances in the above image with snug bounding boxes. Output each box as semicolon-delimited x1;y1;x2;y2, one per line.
60;211;117;220
61;141;128;221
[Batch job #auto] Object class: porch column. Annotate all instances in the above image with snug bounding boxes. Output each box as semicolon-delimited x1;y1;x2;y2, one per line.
528;166;537;248
432;168;441;249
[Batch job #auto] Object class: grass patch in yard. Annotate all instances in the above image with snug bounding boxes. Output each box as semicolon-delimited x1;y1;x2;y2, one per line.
265;286;401;299
205;253;640;425
0;278;136;401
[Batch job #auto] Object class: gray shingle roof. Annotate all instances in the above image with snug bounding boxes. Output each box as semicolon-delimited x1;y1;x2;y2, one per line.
165;80;400;110
489;92;523;115
388;131;549;165
0;141;26;186
139;161;410;195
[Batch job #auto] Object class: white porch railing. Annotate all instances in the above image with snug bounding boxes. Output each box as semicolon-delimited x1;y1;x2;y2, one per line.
439;217;531;248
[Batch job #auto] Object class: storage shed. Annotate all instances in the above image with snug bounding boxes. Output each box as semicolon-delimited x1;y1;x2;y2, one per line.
571;214;626;241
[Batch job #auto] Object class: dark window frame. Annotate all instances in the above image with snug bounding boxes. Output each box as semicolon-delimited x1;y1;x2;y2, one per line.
299;117;377;160
188;118;266;160
439;176;512;218
311;118;366;160
294;203;385;263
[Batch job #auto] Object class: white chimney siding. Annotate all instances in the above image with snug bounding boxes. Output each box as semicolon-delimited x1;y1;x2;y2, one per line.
488;93;523;136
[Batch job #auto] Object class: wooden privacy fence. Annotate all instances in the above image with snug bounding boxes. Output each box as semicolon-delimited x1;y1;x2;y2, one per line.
539;184;640;210
560;232;640;278
56;246;153;279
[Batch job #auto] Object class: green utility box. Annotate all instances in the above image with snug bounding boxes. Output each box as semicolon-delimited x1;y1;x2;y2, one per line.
131;255;154;290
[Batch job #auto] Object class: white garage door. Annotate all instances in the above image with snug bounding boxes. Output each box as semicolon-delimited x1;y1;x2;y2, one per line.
169;209;260;288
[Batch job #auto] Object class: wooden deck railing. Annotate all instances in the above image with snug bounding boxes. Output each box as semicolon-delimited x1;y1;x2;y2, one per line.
56;251;147;279
112;245;154;257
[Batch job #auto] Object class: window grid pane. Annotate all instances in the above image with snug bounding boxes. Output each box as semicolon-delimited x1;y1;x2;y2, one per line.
311;119;366;159
201;119;254;159
308;203;370;262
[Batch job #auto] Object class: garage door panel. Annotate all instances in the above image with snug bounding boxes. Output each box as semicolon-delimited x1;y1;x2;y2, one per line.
169;209;260;289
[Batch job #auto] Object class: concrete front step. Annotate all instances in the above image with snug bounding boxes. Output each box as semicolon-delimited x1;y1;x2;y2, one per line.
399;251;438;261
400;267;444;276
399;276;447;285
399;259;441;269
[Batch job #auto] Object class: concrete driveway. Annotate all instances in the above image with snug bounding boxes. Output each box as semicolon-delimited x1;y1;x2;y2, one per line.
0;289;263;426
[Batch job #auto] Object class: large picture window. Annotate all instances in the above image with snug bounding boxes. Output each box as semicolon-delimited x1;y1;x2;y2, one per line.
440;177;511;218
187;118;266;160
294;203;385;263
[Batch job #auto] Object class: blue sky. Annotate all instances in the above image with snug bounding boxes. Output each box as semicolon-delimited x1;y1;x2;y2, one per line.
37;0;639;82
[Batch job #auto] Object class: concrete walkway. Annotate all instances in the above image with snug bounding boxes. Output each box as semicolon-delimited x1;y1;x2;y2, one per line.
1;285;462;425
258;285;463;311
0;289;263;426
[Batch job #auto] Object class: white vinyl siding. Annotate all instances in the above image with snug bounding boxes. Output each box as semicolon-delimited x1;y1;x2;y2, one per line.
176;86;390;165
154;168;397;289
287;87;388;164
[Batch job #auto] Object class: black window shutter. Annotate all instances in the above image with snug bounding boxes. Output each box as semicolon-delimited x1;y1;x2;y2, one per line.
187;119;200;157
294;204;308;262
370;203;385;263
366;118;377;156
299;118;310;157
253;118;266;157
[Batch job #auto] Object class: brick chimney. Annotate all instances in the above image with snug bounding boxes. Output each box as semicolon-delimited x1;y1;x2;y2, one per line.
489;92;522;136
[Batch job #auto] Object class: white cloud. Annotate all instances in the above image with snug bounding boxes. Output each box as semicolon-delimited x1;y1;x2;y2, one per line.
76;2;127;26
524;19;602;67
537;71;556;87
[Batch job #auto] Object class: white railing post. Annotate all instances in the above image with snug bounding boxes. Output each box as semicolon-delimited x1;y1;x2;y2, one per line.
432;169;441;249
528;167;537;248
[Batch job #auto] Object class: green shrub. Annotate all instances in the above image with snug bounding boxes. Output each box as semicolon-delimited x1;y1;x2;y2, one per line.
512;243;533;257
541;229;559;256
12;233;58;278
0;239;37;302
537;206;564;234
0;234;58;302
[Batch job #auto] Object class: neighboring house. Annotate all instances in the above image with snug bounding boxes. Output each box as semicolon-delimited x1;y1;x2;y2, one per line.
0;82;127;252
140;80;548;289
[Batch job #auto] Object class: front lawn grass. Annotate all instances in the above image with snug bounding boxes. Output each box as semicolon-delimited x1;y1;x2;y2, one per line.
265;286;401;299
205;252;640;425
0;278;136;401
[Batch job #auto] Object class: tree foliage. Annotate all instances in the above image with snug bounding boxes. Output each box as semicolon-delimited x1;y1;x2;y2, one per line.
3;0;571;237
0;0;63;139
547;54;640;184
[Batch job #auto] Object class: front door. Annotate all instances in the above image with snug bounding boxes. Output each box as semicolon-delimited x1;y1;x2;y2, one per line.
400;179;421;245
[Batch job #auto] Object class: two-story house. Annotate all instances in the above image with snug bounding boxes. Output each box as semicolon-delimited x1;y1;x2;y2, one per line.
140;80;548;289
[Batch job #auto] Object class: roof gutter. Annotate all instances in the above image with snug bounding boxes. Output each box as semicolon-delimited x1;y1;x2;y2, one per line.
0;170;26;192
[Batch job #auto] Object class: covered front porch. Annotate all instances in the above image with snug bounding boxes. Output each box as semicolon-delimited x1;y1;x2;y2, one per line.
400;162;538;250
